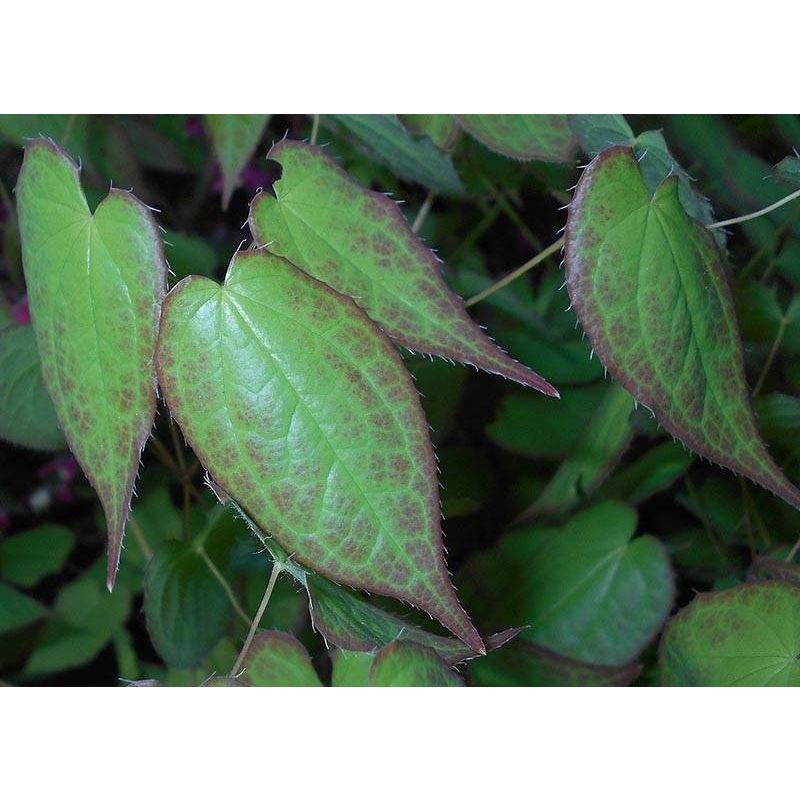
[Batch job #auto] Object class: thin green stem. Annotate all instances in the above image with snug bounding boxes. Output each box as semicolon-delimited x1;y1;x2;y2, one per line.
464;236;564;308
197;545;251;626
310;114;320;146
128;517;152;562
229;560;282;677
708;187;800;230
411;190;436;234
752;315;788;397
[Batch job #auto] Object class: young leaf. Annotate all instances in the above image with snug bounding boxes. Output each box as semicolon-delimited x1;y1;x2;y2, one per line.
156;249;483;653
456;115;576;163
306;572;518;666
0;524;75;587
0;324;66;450
16;139;166;588
369;641;464;687
237;631;322;687
564;146;800;511
204;114;269;210
249;140;556;396
470;641;641;687
460;502;674;665
326;114;463;195
144;540;232;668
660;582;800;686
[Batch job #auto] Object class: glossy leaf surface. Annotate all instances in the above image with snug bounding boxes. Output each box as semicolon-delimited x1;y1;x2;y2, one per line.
565;146;800;511
660;582;800;686
456;115;576;162
204;114;269;209
0;324;65;450
156;250;482;651
16;139;166;587
369;641;464;687
249;140;556;396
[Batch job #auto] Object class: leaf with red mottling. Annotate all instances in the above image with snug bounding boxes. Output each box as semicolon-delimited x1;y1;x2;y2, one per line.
248;140;556;397
16;139;166;589
238;630;322;687
565;146;800;512
456;115;576;163
156;249;483;652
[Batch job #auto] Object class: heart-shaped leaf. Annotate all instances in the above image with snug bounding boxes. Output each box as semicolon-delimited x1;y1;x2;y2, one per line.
326;114;463;194
0;582;46;635
204;114;269;209
16;139;166;587
460;501;674;665
0;324;65;450
248;140;556;396
660;582;800;686
369;641;464;687
456;115;576;163
237;630;322;687
565;146;800;511
331;649;373;687
144;540;233;668
156;249;482;652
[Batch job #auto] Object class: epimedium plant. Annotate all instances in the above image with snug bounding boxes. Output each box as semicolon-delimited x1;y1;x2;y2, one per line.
2;113;800;686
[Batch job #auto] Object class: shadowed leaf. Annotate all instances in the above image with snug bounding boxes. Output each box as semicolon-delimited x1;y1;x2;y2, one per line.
660;582;800;686
565;146;800;512
0;582;46;635
0;525;75;587
568;114;634;156
456;115;576;163
369;641;463;686
156;249;482;652
248;140;556;396
0;325;65;450
204;115;269;209
16;139;166;588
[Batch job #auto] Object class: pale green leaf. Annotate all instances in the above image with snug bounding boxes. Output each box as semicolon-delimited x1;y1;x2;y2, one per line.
369;641;463;686
238;630;322;687
331;649;373;687
457;115;576;163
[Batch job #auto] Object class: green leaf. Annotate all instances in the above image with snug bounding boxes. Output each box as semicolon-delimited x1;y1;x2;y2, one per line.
470;641;640;687
0;582;46;634
568;114;634;156
144;540;232;668
399;114;459;150
519;382;634;518
326;114;463;195
456;115;576;163
460;502;674;665
660;582;800;686
369;641;463;686
564;146;800;512
16;139;166;588
204;114;269;209
331;649;373;687
238;630;322;687
306;571;518;666
249;140;556;396
0;324;66;450
0;524;75;587
776;155;800;186
156;249;482;652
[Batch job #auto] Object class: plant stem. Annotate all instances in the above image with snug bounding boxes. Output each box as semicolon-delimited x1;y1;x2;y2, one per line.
229;560;282;677
310;114;320;146
752;315;788;397
197;545;251;626
412;190;436;233
464;235;564;308
128;516;152;562
708;187;800;230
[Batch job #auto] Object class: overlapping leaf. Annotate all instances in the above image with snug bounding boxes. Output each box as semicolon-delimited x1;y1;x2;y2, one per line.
156;249;483;652
565;146;800;511
660;582;800;686
368;641;463;687
456;115;576;163
16;140;166;587
248;140;556;395
0;525;75;587
204;114;269;209
237;631;323;687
